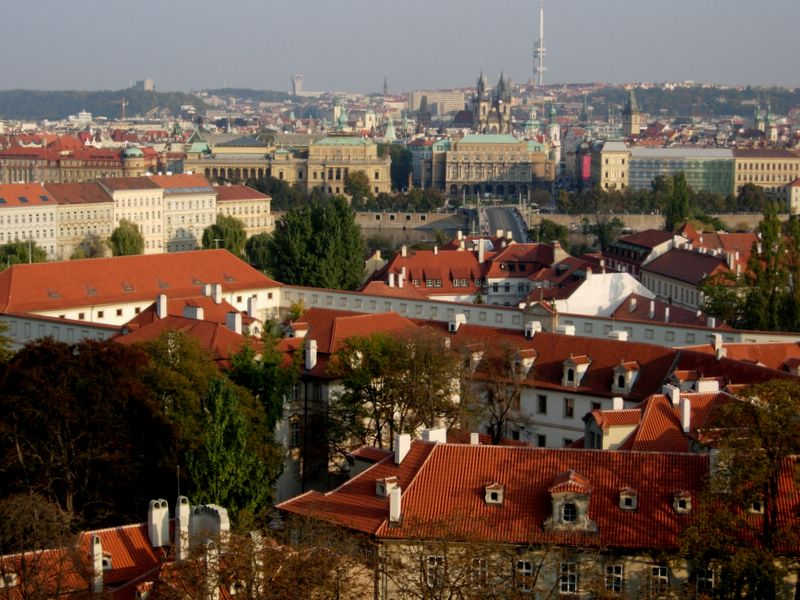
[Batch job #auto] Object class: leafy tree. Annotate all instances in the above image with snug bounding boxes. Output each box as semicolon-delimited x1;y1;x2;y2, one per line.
244;232;271;271
0;339;173;525
202;213;246;257
70;233;108;260
266;196;365;290
110;218;144;256
344;170;373;206
228;334;299;433
699;271;746;327
0;239;48;268
736;182;767;213
582;215;624;252
681;380;800;599
664;171;691;232
380;144;412;191
743;201;786;330
185;379;277;522
327;329;462;457
531;218;569;250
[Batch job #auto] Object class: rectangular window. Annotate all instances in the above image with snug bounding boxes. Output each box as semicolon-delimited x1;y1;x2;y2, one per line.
606;564;624;593
537;394;547;414
97;310;104;319
651;565;669;598
516;560;533;593
116;308;123;317
564;397;575;418
426;555;444;589
471;557;488;585
289;420;300;447
560;562;577;593
666;331;675;342
696;567;715;595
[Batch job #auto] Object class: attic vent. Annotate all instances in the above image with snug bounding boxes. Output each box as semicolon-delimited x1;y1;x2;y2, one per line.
673;491;692;514
85;284;98;296
122;281;134;293
376;476;399;498
102;554;113;570
619;487;638;511
18;196;28;203
0;573;18;589
39;195;49;202
47;288;60;299
191;276;204;286
484;482;504;505
157;278;170;289
222;272;237;283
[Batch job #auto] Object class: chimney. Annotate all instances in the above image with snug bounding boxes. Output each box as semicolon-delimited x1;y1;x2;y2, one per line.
226;311;242;335
629;297;637;312
183;303;204;321
495;229;503;238
388;272;396;288
421;427;447;443
612;396;624;410
305;339;317;371
389;485;402;525
478;241;485;264
175;496;191;561
680;397;691;433
148;499;169;547
470;432;480;445
394;433;411;464
459;239;465;251
401;244;407;258
706;316;716;329
664;307;670;323
457;230;463;240
398;272;405;288
202;283;212;297
712;333;726;359
211;283;223;304
247;295;258;317
649;300;655;320
449;313;466;333
91;535;103;593
156;293;168;319
204;540;221;600
585;266;592;279
663;384;680;406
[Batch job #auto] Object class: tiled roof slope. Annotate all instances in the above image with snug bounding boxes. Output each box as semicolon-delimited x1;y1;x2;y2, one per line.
0;183;56;206
0;250;281;313
642;248;729;285
214;184;271;202
681;341;800;372
124;296;255;331
279;441;712;550
44;182;113;204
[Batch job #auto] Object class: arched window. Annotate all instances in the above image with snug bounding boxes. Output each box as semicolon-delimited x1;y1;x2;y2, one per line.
567;369;574;383
617;374;625;389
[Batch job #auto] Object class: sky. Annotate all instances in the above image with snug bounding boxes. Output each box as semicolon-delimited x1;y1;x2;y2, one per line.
2;0;798;93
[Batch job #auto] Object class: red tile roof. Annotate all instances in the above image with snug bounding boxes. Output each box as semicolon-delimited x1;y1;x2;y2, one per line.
44;182;113;205
642;248;729;285
98;177;160;191
213;184;271;202
124;295;254;331
279;441;714;550
682;341;800;371
609;293;722;328
617;229;676;250
0;183;56;207
148;174;212;192
0;250;280;314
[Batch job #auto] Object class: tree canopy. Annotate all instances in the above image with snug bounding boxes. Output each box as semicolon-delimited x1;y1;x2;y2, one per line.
266;196;365;289
0;240;48;268
110;218;145;256
244;232;271;271
202;213;246;257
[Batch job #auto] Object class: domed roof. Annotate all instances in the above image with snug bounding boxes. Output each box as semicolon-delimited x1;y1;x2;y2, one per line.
122;146;144;158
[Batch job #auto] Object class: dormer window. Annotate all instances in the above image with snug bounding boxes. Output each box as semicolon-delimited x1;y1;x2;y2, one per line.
673;491;692;514
619;487;638;511
749;499;764;514
376;476;399;498
544;470;598;534
617;374;625;389
612;361;640;394
484;482;504;505
562;355;591;387
567;369;575;383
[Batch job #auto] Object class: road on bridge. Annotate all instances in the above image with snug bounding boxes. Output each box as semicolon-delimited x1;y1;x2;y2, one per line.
481;206;529;243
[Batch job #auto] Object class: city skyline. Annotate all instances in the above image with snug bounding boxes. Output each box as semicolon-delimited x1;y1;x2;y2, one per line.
2;0;799;93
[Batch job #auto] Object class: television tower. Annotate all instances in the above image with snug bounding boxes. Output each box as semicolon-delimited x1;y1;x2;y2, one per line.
533;0;546;87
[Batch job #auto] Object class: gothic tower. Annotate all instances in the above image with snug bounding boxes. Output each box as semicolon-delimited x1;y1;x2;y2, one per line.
622;89;642;138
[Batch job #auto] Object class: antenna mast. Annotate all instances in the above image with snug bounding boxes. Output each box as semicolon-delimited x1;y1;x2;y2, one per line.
533;0;547;87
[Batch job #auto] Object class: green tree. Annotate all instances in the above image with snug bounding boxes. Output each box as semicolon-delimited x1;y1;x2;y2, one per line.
244;232;271;271
382;144;412;191
736;182;767;213
582;215;624;252
70;233;108;260
110;218;145;256
681;380;800;599
664;171;691;232
0;239;48;268
186;379;277;522
344;170;373;206
266;196;365;290
531;218;570;250
699;271;746;327
202;213;246;257
743;201;786;330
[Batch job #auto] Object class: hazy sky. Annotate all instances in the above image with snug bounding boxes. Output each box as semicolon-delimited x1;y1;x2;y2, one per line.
3;0;798;93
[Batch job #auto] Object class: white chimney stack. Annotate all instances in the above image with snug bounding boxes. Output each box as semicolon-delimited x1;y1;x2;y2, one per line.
394;433;411;464
470;432;480;445
478;241;485;264
226;311;242;335
398;272;405;288
421;427;447;443
183;304;204;321
663;384;681;406
457;230;463;240
148;499;170;547
156;294;168;319
175;495;191;561
305;339;318;371
388;272;396;288
433;246;438;255
91;535;104;593
612;396;624;411
247;295;258;317
664;307;670;323
401;244;408;258
202;283;212;297
389;485;402;524
680;397;691;433
211;283;223;305
495;229;503;238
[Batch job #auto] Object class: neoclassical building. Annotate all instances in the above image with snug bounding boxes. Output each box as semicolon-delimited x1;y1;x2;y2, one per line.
306;136;391;197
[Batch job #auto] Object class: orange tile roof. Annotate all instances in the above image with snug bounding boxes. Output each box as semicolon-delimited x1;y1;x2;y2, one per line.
98;177;160;191
279;441;718;550
213;184;271;202
148;174;213;192
124;295;254;331
0;250;280;314
0;183;56;207
682;341;800;371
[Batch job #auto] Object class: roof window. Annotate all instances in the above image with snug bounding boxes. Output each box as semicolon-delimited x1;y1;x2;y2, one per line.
619;487;638;511
673;491;692;514
484;482;504;505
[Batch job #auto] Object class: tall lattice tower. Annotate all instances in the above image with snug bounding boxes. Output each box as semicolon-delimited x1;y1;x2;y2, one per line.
533;0;546;87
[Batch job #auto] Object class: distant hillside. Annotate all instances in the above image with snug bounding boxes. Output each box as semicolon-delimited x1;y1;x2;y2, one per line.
205;88;291;103
572;85;800;119
0;89;211;121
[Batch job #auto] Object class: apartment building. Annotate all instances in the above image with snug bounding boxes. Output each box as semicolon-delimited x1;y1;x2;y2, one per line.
214;183;273;237
151;173;216;252
0;183;58;258
46;182;115;259
733;148;800;196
